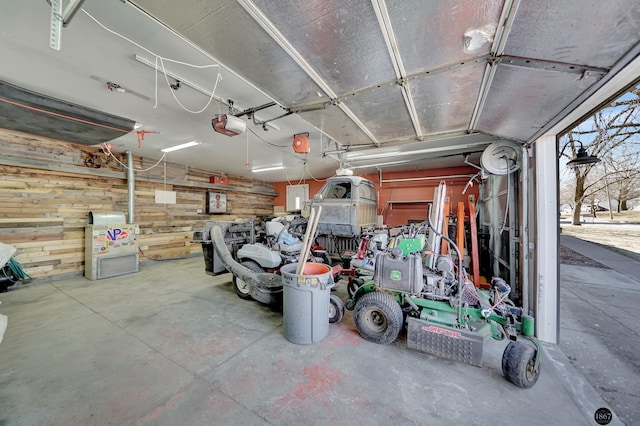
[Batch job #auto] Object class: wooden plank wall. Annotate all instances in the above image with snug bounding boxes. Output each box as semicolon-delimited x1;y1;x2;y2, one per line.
0;130;276;280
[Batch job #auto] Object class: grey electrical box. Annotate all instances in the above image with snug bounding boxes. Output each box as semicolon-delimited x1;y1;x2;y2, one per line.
85;212;139;280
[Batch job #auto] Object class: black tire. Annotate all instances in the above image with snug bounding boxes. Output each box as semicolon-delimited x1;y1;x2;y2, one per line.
353;291;403;345
502;341;541;388
329;294;345;324
232;260;263;300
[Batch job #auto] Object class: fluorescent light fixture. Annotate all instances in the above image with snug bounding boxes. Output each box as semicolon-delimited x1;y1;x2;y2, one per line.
346;143;480;161
351;159;414;169
252;165;284;173
161;141;201;153
346;150;401;160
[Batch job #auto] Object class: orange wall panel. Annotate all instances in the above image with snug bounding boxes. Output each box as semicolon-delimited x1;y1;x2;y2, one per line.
274;166;479;227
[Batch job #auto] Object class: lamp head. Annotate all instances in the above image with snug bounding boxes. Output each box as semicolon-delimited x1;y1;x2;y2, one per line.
567;143;600;167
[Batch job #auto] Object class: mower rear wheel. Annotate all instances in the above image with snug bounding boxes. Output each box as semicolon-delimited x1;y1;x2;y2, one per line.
502;341;540;388
329;294;345;324
354;291;403;345
233;261;263;300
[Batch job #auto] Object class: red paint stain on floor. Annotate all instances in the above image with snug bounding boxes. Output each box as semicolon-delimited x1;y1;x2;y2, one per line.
270;361;344;420
294;364;342;400
327;324;363;348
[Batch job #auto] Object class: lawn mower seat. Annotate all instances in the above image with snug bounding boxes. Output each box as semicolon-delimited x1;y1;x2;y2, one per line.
265;220;303;254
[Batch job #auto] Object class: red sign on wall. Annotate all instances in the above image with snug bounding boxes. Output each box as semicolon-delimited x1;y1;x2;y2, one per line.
210;176;229;185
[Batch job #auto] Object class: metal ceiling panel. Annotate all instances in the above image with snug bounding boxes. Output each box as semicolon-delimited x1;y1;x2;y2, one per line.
134;0;326;106
476;64;602;141
411;63;486;135
505;0;640;69
3;0;638;182
341;84;414;143
251;0;396;95
388;0;504;75
131;0;232;32
298;106;375;147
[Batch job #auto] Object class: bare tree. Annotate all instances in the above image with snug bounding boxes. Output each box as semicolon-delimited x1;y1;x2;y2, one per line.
559;178;576;210
604;148;640;211
560;85;640;225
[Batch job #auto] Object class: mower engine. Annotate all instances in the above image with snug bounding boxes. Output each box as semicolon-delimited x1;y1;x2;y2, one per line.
374;248;477;307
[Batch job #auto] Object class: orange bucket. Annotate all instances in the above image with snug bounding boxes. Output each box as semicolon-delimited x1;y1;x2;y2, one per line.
301;263;331;276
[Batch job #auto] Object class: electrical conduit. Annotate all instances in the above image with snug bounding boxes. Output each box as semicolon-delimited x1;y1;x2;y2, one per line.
127;150;135;224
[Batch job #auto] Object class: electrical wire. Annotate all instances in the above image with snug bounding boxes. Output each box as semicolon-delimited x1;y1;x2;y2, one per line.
157;57;222;114
101;145;167;173
78;7;321;164
462;171;481;195
81;9;222;114
247;126;289;147
81;9;219;70
163;155;167;191
282;163;304;186
305;164;325;182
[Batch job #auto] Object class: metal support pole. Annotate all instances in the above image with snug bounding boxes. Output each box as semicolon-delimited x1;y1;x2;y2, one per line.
127;151;135;224
520;145;530;316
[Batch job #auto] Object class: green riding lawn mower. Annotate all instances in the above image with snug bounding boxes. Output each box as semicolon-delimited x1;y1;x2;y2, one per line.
344;205;542;389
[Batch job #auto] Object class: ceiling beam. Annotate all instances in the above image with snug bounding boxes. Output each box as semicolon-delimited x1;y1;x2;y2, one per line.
531;41;640;142
289;55;489;114
237;0;381;146
468;0;521;132
372;0;422;138
498;55;608;76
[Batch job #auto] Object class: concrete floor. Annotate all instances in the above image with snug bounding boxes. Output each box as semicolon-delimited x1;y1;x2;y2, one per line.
0;244;632;425
559;236;640;426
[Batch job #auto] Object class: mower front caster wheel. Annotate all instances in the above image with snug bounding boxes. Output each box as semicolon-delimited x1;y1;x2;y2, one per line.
232;261;263;300
347;277;365;298
502;341;540;388
353;291;403;345
329;294;345;324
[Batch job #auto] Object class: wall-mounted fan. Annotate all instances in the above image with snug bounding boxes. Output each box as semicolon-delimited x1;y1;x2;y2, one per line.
480;141;522;175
